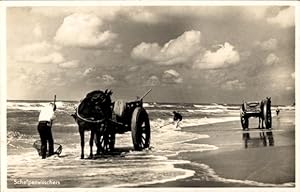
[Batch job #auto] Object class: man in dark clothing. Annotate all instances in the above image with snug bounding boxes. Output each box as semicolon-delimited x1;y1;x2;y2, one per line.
37;103;56;159
173;111;182;128
276;107;280;116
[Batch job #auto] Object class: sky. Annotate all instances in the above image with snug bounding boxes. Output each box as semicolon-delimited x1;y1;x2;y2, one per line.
7;6;295;104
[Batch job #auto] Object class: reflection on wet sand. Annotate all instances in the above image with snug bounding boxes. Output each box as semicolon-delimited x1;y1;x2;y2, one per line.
242;130;274;148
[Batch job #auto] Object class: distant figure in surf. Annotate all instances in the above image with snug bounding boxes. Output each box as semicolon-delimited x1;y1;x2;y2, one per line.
276;107;280;116
37;103;56;159
173;111;182;128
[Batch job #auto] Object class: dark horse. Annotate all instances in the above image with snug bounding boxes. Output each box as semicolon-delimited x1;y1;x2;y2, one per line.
259;97;272;129
72;89;112;159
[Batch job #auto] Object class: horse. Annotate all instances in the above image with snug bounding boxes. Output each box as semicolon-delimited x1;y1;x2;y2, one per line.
259;97;272;129
72;89;113;159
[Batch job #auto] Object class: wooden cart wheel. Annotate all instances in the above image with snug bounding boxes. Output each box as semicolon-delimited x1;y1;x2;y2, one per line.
98;127;115;154
240;106;248;130
241;116;249;130
131;107;151;150
263;102;272;129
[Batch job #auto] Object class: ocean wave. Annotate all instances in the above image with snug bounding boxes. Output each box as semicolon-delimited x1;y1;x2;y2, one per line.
277;106;295;111
7;101;77;112
150;116;240;130
187;109;225;113
7;131;24;140
143;103;155;108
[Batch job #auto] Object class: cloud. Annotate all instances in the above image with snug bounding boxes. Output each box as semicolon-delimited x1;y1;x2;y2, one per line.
194;42;240;69
255;38;278;51
125;8;160;24
83;67;96;76
135;7;268;23
267;7;294;28
265;53;279;66
54;13;117;48
15;41;64;64
221;79;245;90
241;7;268;20
96;74;116;85
162;69;183;84
131;30;202;65
16;68;50;88
58;60;80;69
30;7;121;20
52;76;67;86
145;75;160;86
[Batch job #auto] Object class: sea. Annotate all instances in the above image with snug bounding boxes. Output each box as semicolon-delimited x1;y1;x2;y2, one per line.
6;100;295;188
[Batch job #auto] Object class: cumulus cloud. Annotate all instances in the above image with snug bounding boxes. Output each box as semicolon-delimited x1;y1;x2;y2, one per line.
54;13;117;48
145;75;160;86
131;30;202;65
221;80;245;90
125;8;160;24
58;60;80;69
256;38;278;51
265;53;279;66
83;67;96;76
267;7;294;28
15;41;64;64
96;74;116;85
194;42;240;69
162;69;183;84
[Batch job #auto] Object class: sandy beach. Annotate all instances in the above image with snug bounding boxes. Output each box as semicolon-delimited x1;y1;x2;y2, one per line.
7;101;295;188
144;111;295;187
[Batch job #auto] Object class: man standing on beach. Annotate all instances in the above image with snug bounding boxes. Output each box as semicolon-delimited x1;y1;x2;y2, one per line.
37;103;56;159
173;111;182;128
276;107;280;116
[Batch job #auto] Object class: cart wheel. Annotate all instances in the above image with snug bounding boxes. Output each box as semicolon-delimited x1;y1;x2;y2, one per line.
98;129;115;154
240;106;248;130
241;116;249;130
131;107;151;151
263;102;272;129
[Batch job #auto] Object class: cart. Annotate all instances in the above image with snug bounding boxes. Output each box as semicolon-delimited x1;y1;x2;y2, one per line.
240;97;272;130
73;89;151;158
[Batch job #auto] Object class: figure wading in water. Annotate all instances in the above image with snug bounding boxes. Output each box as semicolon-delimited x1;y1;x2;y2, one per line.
173;111;182;128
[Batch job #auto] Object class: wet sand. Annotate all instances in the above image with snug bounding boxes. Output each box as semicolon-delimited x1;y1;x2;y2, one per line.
144;111;295;187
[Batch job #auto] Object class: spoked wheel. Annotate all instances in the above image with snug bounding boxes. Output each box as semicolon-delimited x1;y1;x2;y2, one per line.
97;125;115;154
263;103;272;129
241;116;249;130
131;107;151;151
240;106;248;130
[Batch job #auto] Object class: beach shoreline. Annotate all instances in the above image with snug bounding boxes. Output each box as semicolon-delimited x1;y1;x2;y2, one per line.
7;101;295;188
143;111;295;187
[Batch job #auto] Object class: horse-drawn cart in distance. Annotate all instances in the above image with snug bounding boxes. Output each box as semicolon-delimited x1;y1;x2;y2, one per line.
240;97;272;130
72;89;151;159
